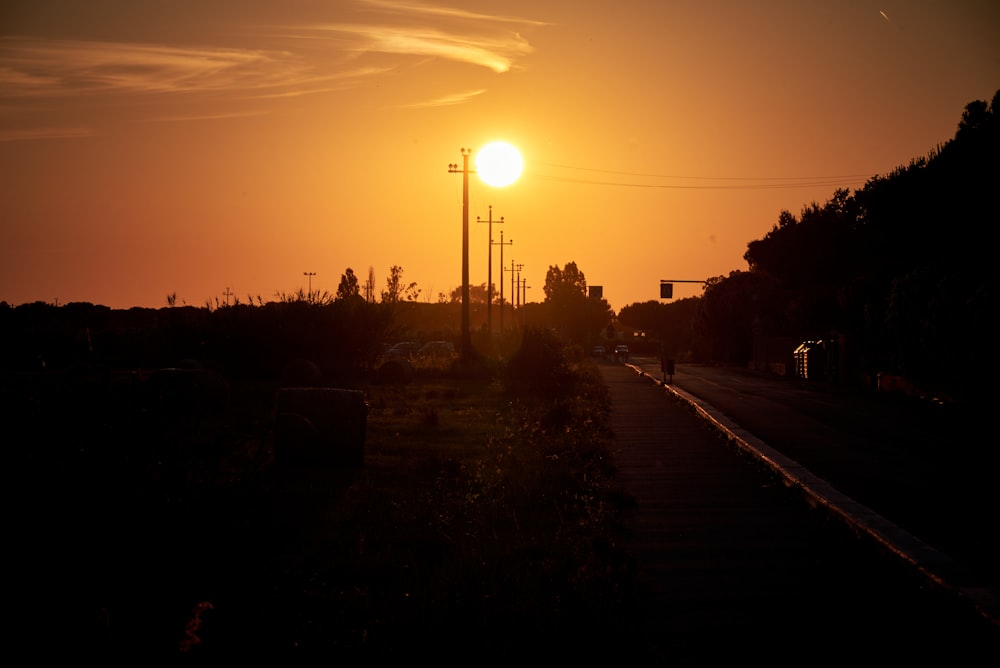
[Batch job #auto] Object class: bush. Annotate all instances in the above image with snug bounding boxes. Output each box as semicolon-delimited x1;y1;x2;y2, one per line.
504;328;574;395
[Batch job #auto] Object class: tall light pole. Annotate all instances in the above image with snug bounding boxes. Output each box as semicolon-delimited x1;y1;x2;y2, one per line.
477;205;504;336
448;149;473;361
303;271;316;303
493;229;512;332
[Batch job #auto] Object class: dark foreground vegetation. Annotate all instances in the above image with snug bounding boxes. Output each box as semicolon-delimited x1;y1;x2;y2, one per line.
4;91;997;660
8;330;645;661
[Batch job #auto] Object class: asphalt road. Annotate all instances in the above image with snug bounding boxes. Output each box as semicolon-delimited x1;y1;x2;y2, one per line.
625;357;1000;623
598;360;999;661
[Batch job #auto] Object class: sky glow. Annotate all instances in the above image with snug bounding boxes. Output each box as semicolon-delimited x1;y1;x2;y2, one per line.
1;1;997;310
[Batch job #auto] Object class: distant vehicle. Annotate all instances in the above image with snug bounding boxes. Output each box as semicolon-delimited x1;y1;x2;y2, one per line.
592;345;606;357
614;344;629;361
385;341;421;360
418;340;456;358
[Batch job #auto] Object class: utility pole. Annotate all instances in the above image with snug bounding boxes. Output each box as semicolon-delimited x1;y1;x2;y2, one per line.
222;287;233;307
304;271;316;303
477;205;504;336
506;260;516;314
493;230;512;333
515;263;524;308
448;149;473;361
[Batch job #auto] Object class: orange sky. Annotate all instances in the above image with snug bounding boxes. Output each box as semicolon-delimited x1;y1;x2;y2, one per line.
2;1;997;312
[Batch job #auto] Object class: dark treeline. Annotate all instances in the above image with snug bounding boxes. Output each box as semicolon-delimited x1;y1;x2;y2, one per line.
0;298;394;382
619;89;999;404
0;262;616;382
2;91;995;401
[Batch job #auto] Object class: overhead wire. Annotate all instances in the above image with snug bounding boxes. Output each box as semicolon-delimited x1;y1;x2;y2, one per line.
531;160;871;190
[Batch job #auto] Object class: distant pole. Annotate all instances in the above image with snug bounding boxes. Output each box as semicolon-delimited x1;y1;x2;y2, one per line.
515;263;524;309
477;205;504;336
304;271;316;303
493;230;512;332
223;287;233;306
508;260;516;316
448;149;473;361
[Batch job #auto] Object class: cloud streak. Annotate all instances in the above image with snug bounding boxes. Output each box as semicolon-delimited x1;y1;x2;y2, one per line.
0;126;97;143
310;24;532;73
0;37;312;98
360;0;549;29
0;1;548;137
401;88;487;108
305;0;545;73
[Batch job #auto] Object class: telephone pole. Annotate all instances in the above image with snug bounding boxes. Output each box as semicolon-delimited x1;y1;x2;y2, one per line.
493;229;513;332
506;260;516;313
448;149;473;361
477;205;504;336
504;261;516;327
515;263;524;308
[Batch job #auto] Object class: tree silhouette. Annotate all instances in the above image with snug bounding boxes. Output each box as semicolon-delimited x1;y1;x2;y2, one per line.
381;265;420;304
543;262;587;302
364;266;376;303
448;283;490;304
701;89;999;398
542;262;612;344
336;268;361;301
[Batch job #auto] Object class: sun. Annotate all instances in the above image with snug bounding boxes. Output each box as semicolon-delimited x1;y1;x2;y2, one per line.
475;141;523;187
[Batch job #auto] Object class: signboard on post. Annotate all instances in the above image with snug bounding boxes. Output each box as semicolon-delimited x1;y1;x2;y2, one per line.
661;356;675;384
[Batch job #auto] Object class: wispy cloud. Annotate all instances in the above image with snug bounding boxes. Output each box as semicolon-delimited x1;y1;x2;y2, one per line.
0;37;313;98
304;0;545;74
311;24;532;73
401;88;487;108
143;109;269;124
0;126;96;142
360;0;549;29
0;1;549;135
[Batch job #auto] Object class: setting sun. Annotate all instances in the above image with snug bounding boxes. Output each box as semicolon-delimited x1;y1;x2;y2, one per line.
475;141;523;187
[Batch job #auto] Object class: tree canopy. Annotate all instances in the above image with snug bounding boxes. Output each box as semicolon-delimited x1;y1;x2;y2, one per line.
697;89;999;399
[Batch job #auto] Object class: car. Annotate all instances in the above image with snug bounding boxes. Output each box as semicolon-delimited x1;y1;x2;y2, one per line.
592;345;606;357
418;340;456;358
614;344;629;361
385;341;421;360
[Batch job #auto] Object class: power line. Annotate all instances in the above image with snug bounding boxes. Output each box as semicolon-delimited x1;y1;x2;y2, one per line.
533;173;868;190
532;161;871;190
536;161;871;181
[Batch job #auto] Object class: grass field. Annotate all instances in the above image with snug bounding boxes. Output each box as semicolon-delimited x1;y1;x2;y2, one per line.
10;336;642;660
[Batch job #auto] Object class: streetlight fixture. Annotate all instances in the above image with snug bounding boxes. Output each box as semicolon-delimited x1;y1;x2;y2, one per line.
304;272;316;303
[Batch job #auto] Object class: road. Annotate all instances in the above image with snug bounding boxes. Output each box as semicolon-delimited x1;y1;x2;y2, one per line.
625;357;999;623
